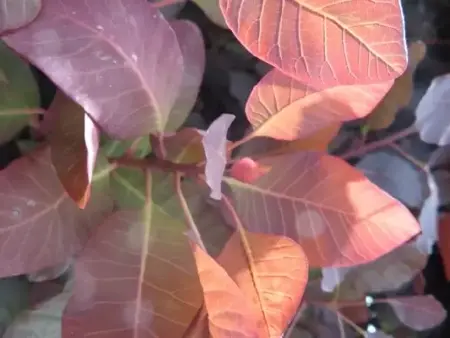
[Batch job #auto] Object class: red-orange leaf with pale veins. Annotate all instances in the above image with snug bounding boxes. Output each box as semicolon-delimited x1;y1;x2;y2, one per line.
191;243;264;338
63;205;204;338
246;69;392;140
220;0;407;87
47;92;100;209
224;152;420;267
216;231;309;338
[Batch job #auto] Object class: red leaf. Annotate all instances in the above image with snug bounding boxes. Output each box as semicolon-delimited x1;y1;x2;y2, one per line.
202;114;235;200
168;20;205;130
220;0;407;86
0;146;112;277
47;92;100;209
217;231;309;337
224;152;420;267
0;0;41;33
63;206;204;338
438;213;450;281
246;69;392;140
230;157;270;183
2;0;184;139
385;295;447;331
191;243;264;338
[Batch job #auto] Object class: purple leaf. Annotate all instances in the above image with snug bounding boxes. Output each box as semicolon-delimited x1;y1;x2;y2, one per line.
201;114;235;200
0;0;41;34
2;0;183;139
168;20;205;130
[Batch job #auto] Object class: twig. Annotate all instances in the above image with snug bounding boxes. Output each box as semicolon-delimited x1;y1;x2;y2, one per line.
389;143;428;173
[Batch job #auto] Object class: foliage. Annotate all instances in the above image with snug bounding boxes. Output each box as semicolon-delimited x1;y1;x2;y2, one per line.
0;0;446;337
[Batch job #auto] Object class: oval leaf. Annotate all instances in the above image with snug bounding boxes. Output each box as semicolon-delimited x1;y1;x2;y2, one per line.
2;0;183;139
246;69;392;140
220;0;407;86
0;147;112;277
217;230;309;337
202;114;235;200
63;204;203;337
47;92;100;209
224;152;420;267
386;295;446;331
0;0;41;33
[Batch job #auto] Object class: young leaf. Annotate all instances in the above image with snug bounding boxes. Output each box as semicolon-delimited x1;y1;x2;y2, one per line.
220;0;407;86
2;0;184;139
192;0;228;29
63;205;204;337
191;243;264;337
202;114;235;200
0;0;41;33
386;295;447;331
46;92;100;209
0;42;40;145
366;41;426;131
224;152;420;267
0;146;112;277
245;69;392;140
217;231;309;337
168;20;205;131
415;73;450;145
230;157;269;183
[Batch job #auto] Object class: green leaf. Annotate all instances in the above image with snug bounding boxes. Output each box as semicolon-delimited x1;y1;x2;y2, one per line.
0;42;40;145
101;136;151;159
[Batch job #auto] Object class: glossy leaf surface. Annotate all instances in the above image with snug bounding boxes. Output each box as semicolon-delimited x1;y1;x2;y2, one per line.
246;69;391;140
217;231;308;337
63;204;203;337
225;152;420;267
2;0;183;139
47;92;100;208
220;0;407;86
0;147;112;277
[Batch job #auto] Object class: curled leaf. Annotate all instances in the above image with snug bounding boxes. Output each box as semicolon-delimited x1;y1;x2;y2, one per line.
0;0;41;33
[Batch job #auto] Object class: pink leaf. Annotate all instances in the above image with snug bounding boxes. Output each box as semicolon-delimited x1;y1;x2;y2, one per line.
202;114;235;200
2;0;183;139
46;92;100;208
246;69;392;140
0;0;41;34
386;295;447;331
63;207;203;337
0;146;112;277
168;20;205;130
224;152;420;267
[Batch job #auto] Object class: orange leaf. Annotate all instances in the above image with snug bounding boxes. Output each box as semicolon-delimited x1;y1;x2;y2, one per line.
47;91;100;208
220;0;407;86
225;152;420;267
217;231;309;338
245;69;391;140
438;213;450;281
191;242;264;338
366;41;427;130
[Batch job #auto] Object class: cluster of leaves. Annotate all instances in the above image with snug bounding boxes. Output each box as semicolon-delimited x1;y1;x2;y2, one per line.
0;0;447;337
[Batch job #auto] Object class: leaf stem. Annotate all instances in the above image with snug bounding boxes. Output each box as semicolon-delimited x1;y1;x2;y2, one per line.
174;172;207;252
150;0;185;8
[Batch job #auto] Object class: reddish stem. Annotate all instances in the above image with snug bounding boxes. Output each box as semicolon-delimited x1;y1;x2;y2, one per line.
150;0;185;8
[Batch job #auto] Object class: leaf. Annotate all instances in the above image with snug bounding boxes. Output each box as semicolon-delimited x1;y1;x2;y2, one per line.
217;231;309;337
192;0;228;28
366;41;426;130
356;149;429;209
219;0;407;86
230;157;270;183
386;295;446;331
0;277;29;336
101;136;151;159
0;41;40;145
2;0;184;139
0;0;41;33
0;146;112;277
168;20;205;131
46;92;100;209
63;203;203;337
225;152;420;267
27;258;72;283
415;73;450;145
202;114;235;200
111;167;147;209
191;243;264;338
245;69;392;140
438;213;450;281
